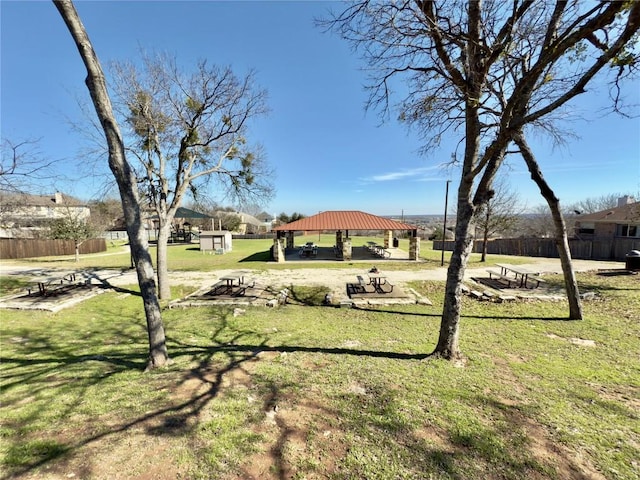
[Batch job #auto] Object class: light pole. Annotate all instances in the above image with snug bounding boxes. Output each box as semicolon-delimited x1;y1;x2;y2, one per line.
441;180;451;267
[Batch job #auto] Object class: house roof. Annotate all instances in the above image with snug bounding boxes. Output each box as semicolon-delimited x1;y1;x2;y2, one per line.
272;210;417;232
576;202;640;223
0;192;85;207
211;210;262;226
174;207;210;219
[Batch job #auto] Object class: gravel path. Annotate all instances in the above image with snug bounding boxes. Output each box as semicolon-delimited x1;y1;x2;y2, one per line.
0;257;623;299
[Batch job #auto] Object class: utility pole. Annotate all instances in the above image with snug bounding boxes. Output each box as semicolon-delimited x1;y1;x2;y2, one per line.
441;180;451;267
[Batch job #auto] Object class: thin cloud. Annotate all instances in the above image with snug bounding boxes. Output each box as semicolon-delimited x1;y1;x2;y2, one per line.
361;165;446;183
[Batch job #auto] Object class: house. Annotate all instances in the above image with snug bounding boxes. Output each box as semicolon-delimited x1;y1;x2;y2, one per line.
255;211;276;233
0;191;90;238
574;196;640;239
208;210;263;234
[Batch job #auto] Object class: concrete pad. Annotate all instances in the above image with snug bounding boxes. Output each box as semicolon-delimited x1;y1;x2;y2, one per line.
0;284;105;312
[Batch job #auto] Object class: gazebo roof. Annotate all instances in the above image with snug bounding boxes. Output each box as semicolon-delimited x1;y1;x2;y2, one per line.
272;210;416;232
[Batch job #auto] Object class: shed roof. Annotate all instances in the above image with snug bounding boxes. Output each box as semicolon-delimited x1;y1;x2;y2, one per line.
576;202;640;223
272;210;417;232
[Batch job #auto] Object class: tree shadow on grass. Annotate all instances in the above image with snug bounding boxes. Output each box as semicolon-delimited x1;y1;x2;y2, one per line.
351;305;573;322
80;267;142;297
463;313;573;321
352;305;442;317
7;299;582;478
0;303;440;478
1;311;149;476
326;385;576;479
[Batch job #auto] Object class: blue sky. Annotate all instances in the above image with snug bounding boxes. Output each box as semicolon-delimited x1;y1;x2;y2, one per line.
2;1;639;216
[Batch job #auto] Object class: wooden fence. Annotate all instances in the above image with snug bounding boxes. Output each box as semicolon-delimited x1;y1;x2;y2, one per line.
434;237;640;262
0;238;107;259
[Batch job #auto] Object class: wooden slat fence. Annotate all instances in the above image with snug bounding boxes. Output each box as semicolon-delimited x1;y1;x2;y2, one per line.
434;237;639;262
0;238;107;259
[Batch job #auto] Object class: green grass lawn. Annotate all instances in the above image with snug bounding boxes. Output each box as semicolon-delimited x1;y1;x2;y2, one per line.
0;235;526;274
1;247;638;479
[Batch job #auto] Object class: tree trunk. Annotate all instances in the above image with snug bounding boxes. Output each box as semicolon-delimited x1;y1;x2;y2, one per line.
156;223;172;300
433;180;477;360
514;131;582;320
481;207;490;262
53;0;170;368
75;242;80;262
435;209;476;360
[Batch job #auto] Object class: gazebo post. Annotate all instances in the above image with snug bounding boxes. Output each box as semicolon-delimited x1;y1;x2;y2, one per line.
384;229;393;248
342;236;352;260
409;229;420;260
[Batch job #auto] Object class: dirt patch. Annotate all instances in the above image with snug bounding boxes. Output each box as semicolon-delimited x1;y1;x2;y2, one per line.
495;400;607;480
546;333;597;347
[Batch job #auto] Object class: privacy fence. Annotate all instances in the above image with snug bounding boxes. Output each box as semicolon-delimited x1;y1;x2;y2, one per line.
433;237;639;262
0;238;107;259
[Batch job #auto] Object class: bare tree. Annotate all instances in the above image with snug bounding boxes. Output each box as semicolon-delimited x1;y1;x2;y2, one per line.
88;197;125;231
571;193;633;215
0;138;60;192
474;176;523;262
109;53;272;299
53;0;169;370
519;204;556;238
326;1;640;359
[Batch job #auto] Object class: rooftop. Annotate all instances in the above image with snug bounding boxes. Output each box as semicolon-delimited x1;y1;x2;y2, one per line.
576;202;640;223
273;210;417;232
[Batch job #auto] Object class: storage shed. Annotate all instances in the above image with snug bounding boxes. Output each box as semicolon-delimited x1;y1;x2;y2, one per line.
200;230;232;254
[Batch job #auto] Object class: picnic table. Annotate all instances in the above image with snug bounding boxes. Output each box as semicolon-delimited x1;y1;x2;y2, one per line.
29;272;79;296
365;242;391;258
356;271;394;293
299;242;318;257
491;264;544;288
214;271;255;296
367;272;387;288
217;271;246;294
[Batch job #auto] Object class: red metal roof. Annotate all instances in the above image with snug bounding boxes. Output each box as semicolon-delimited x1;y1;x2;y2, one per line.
272;210;417;232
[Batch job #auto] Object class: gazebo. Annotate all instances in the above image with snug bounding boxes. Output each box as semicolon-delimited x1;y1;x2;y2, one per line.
271;210;420;262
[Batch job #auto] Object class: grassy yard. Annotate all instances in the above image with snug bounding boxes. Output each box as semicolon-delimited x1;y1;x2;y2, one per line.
0;243;638;479
0;235;525;273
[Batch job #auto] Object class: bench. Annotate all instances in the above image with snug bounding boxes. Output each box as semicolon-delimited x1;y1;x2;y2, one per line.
375;248;391;258
356;275;367;286
525;275;546;288
486;269;517;288
211;281;233;295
